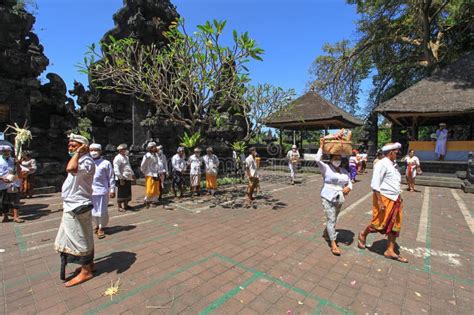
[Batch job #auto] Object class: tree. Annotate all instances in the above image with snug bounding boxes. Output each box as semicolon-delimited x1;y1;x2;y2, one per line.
241;83;295;143
309;0;474;114
81;19;264;134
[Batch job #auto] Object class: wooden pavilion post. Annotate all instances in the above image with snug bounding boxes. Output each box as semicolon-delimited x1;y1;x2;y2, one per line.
279;128;283;158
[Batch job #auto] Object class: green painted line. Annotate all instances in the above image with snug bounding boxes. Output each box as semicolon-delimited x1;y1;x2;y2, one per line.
215;254;352;314
312;300;328;315
272;206;474;286
14;224;27;252
199;272;263;315
5;221;181;290
85;253;218;315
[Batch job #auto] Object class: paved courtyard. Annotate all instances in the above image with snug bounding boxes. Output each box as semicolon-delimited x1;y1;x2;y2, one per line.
1;170;473;314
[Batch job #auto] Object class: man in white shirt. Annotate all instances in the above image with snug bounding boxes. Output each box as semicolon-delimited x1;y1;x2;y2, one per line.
358;142;408;263
286;144;300;185
89;144;115;239
245;147;259;205
171;147;186;198
156;145;168;201
188;148;203;196
113;144;134;211
54;134;96;287
141;142;160;207
203;147;220;195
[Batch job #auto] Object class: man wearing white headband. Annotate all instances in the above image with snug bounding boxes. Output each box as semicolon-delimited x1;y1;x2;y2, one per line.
113;144;134;211
89;144;115;239
140;142;160;207
286;144;300;185
54;133;96;286
171;147;186;198
358;142;408;263
156;145;168;201
435;123;448;160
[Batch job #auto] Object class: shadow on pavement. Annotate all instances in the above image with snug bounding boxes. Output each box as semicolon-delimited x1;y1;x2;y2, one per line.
94;251;137;275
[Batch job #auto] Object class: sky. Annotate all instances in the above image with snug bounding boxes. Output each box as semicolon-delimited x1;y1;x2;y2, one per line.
33;0;367;107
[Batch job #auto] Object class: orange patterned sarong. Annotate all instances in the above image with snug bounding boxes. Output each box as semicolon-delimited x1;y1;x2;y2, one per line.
369;193;403;237
205;173;218;190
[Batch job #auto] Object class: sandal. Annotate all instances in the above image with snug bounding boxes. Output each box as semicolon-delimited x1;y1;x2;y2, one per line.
13;218;25;223
97;230;105;239
357;232;366;249
384;254;408;263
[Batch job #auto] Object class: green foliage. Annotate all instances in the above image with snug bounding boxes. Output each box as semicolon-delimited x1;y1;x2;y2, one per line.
12;0;37;15
309;0;474;115
377;128;391;148
242;84;295;142
200;176;245;188
81;18;265;133
73;118;93;141
179;132;201;149
231;141;246;153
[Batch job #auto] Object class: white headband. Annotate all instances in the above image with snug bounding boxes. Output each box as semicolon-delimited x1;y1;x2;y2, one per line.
89;143;102;150
381;142;401;152
68;133;89;145
147;142;157;149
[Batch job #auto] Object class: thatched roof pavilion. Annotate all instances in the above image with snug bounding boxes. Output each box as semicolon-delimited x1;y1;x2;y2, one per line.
265;91;363;130
375;51;474;127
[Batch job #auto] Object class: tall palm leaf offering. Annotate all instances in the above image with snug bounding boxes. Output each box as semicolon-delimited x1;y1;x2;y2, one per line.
4;122;33;160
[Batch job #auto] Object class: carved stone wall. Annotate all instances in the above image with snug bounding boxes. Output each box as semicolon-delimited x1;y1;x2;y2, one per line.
0;0;77;189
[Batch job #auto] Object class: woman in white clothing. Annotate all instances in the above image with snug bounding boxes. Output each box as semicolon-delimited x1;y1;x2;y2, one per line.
316;138;352;256
402;149;422;192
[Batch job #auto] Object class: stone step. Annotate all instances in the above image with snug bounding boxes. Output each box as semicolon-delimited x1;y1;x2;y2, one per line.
402;177;463;189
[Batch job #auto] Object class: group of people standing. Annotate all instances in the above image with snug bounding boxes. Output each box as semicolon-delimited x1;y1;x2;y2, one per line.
54;134;264;287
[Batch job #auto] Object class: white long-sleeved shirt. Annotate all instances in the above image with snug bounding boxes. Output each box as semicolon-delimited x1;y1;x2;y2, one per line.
203;154;219;175
141;152;159;177
92;158;116;195
113;154;134;180
315;148;352;202
62;154;95;212
188;154;202;175
157;153;168;174
172;154;186;172
371;156;401;201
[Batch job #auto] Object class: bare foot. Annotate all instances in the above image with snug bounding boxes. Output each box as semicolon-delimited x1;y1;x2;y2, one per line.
357;232;366;249
66;269;93;287
331;246;341;256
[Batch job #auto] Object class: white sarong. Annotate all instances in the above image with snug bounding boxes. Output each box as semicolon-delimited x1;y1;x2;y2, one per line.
92;194;109;228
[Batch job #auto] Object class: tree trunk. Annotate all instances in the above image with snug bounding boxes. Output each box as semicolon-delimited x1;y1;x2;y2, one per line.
367;111;378;157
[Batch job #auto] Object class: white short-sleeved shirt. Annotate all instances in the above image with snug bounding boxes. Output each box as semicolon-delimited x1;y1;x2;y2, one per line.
371;157;401;201
203;154;219;175
62;154;95;212
188;154;203;175
245;155;258;178
287;150;300;164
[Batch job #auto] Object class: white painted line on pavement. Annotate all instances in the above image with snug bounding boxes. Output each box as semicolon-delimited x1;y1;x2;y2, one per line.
23;227;58;237
416;187;430;243
451;189;474;234
338;191;373;219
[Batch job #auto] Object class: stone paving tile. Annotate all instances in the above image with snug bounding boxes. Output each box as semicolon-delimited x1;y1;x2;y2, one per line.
0;170;473;314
